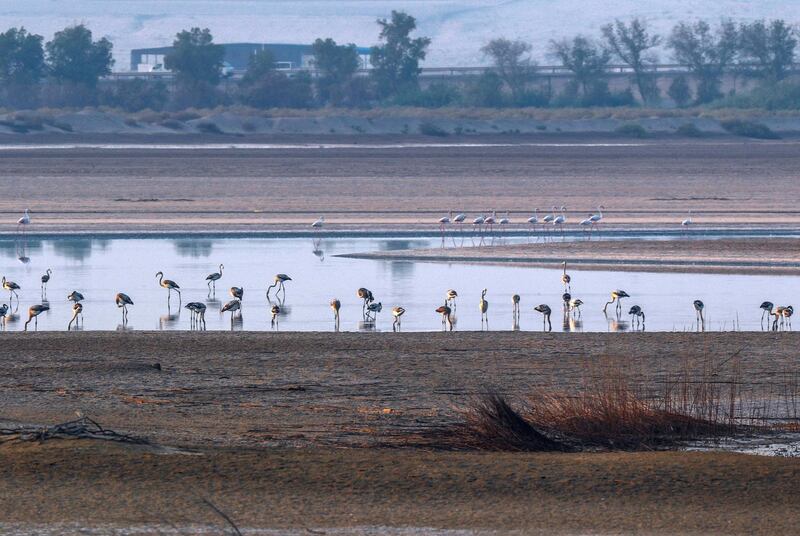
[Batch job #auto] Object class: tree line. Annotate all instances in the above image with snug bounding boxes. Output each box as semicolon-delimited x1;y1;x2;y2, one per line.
0;13;798;111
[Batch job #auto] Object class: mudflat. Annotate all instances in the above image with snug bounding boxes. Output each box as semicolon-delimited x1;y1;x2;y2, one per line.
1;331;799;534
2;137;800;232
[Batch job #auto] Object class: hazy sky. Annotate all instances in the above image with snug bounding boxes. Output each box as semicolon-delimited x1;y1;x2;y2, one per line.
3;1;799;69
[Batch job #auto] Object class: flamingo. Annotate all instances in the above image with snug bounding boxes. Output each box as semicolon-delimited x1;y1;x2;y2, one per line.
67;291;84;303
221;299;241;324
41;269;52;294
512;294;520;319
357;287;374;315
681;210;693;228
527;209;539;226
562;292;572;312
479;288;489;327
24;304;49;331
534;304;552;332
553;206;566;233
68;302;83;331
16;209;30;233
115;293;133;322
206;264;224;292
312;216;325;229
628;305;645;328
185;302;207;329
267;274;292;299
271;304;281;327
453;212;466;227
156;271;181;304
589;206;604;227
760;301;775;327
366;301;382;321
561;261;571;292
542;206;556;225
472;214;485;238
0;303;7;327
693;300;705;330
579;217;593;232
391;306;405;331
438;212;452;233
230;287;244;301
569;298;583;318
435;301;453;331
445;289;458;310
484;211;497;233
330;298;341;328
782;305;794;330
499;211;510;226
603;290;630;315
2;277;20;304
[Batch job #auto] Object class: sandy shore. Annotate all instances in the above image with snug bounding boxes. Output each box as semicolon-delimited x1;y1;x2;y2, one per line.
3;138;800;233
1;331;799;534
344;237;800;274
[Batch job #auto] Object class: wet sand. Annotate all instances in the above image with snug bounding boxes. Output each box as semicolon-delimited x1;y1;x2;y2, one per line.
344;237;800;274
1;331;800;534
3;137;800;233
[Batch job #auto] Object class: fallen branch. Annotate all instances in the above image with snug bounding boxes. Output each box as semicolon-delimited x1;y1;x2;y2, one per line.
0;416;149;445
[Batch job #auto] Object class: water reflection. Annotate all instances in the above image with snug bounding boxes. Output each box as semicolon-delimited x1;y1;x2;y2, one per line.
174;239;213;258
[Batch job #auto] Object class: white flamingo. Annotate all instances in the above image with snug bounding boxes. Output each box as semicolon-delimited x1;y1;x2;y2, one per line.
16;209;30;233
311;216;325;229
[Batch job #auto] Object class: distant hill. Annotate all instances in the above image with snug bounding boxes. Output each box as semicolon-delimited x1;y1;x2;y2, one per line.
5;1;800;69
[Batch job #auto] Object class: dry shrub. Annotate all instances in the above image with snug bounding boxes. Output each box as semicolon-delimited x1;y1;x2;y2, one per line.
439;393;566;452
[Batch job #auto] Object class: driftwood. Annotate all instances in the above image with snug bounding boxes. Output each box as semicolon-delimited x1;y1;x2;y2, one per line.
0;416;149;445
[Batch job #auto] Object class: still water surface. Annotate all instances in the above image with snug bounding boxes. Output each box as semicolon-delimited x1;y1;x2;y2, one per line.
0;235;793;333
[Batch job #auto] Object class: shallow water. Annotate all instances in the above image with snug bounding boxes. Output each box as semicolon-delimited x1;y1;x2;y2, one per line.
0;235;795;333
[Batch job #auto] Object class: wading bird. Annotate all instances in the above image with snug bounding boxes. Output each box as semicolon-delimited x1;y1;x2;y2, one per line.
115;293;133;323
782;305;794;330
527;209;539;227
16;209;30;233
2;277;20;304
484;211;497;233
230;287;244;301
357;287;374;315
453;212;466;227
774;305;794;331
366;301;382;321
693;300;705;330
499;211;510;226
206;264;224;292
67;291;84;303
156;271;181;304
185;302;207;329
561;261;571;292
392;306;405;331
629;305;645;328
312;216;325;229
267;274;292;299
542;206;556;225
435;301;453;331
221;299;241;324
446;289;458;310
589;206;604;227
472;215;485;235
0;303;7;325
603;290;630;315
479;288;489;327
24;304;49;331
438;212;452;233
553;206;566;233
562;292;572;312
41;269;52;294
760;301;775;327
534;304;552;332
330;298;341;329
271;304;281;327
512;294;520;319
569;298;583;317
681;210;693;228
68;302;83;331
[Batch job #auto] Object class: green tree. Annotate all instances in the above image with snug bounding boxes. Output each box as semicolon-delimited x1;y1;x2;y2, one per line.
602;18;662;104
467;71;505;107
0;27;45;107
668;20;738;103
549;36;610;97
105;79;169;112
481;38;534;103
668;74;692;107
370;11;431;98
165;28;224;87
311;38;360;106
738;19;797;81
239;50;312;108
46;24;113;87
